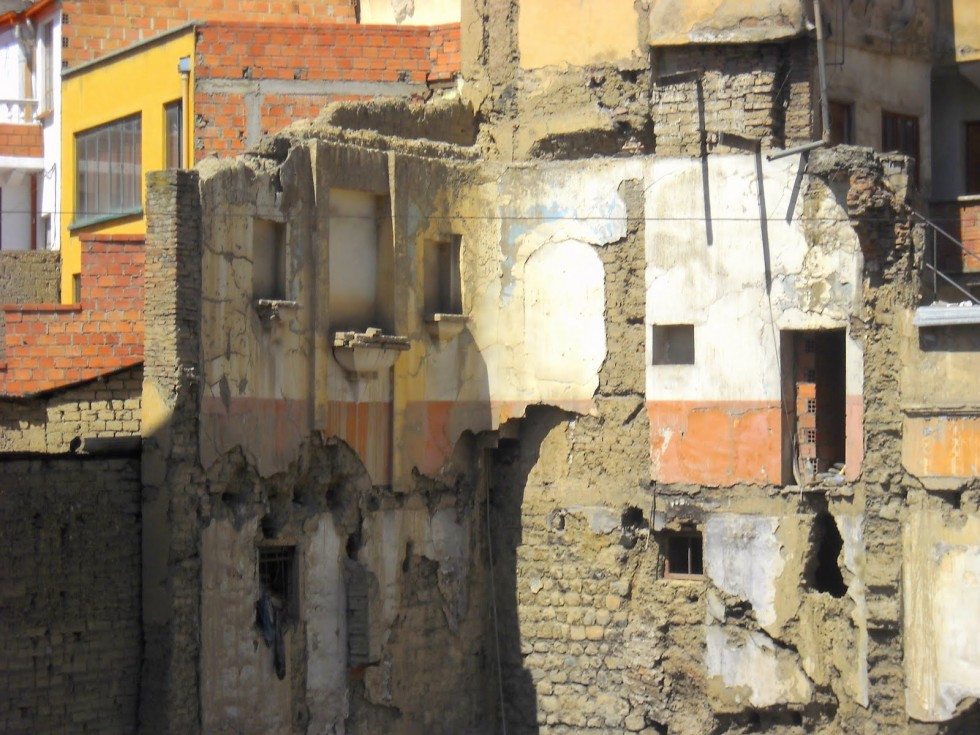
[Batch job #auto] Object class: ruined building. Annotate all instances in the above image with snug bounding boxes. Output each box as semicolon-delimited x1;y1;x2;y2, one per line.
2;1;980;734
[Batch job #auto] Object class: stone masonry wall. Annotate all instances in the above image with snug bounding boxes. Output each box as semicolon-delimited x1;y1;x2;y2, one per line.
0;454;142;735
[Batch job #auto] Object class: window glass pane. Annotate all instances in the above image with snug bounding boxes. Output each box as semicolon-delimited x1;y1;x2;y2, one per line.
74;115;142;222
165;101;182;169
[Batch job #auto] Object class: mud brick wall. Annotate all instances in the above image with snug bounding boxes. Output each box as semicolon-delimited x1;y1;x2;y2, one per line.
0;250;60;360
652;40;814;156
0;365;141;453
0;251;60;304
0;455;141;735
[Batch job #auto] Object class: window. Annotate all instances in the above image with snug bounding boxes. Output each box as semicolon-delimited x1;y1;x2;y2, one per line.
828;101;853;146
75;115;141;225
39;22;54;113
651;324;695;365
165;101;182;169
966;121;980;195
664;531;703;578
256;545;297;681
252;219;287;300
881;111;919;184
424;235;462;316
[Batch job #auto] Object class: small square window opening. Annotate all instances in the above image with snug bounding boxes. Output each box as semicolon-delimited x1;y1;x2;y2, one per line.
651;324;695;365
424;236;462;316
664;531;704;578
252;219;287;301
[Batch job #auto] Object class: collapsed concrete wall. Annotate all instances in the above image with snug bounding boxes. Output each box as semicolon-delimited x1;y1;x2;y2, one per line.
138;107;980;733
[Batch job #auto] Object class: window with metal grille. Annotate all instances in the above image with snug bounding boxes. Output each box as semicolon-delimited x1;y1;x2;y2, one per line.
664;531;704;578
258;546;297;618
881;111;920;184
74;115;141;226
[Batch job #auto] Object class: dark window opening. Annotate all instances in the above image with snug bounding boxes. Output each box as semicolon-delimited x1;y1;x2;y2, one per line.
881;111;920;185
424;235;462;316
651;324;695;365
258;545;297;618
966;121;980;195
809;513;847;598
256;545;297;680
165;100;182;170
252;219;287;301
664;531;703;577
829;101;854;145
346;562;371;667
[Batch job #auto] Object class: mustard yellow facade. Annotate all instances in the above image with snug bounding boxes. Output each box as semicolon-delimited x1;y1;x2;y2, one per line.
61;28;195;302
952;0;980;62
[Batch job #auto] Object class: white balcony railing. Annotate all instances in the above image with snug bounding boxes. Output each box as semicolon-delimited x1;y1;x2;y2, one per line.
0;98;38;124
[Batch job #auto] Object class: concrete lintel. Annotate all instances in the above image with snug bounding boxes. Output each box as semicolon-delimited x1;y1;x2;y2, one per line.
195;78;427;98
913;304;980;327
0;155;44;171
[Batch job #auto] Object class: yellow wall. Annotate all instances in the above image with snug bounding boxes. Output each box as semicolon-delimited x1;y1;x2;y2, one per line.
518;0;641;69
953;0;980;62
60;29;194;302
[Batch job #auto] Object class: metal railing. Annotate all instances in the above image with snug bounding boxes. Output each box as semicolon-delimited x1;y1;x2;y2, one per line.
913;211;980;305
0;98;38;124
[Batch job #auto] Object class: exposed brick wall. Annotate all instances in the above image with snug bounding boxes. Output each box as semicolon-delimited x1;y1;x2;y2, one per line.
193;22;460;161
0;122;43;158
0;365;141;453
0;454;141;735
931;200;980;273
59;0;356;68
652;40;814;156
141;169;205;734
0;235;143;397
428;25;460;83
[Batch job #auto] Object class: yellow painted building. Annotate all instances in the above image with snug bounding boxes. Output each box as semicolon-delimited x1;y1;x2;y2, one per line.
61;26;194;302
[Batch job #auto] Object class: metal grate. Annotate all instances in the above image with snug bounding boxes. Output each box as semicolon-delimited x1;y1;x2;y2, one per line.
259;546;296;615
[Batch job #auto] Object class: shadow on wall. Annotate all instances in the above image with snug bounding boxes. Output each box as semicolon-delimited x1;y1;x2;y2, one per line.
487;408;572;735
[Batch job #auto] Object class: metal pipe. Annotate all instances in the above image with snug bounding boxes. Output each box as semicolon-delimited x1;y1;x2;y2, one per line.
814;0;831;141
767;139;827;160
178;56;191;168
768;2;831;160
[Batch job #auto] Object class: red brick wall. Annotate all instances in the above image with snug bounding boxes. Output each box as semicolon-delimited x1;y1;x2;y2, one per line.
0;234;144;396
193;22;461;161
0;122;43;158
931;200;980;273
60;0;357;68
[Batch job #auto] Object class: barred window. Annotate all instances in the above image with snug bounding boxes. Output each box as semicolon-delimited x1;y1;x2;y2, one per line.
75;115;141;224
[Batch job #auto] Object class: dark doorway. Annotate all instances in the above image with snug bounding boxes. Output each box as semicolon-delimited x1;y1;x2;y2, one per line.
782;330;847;484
